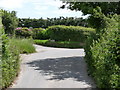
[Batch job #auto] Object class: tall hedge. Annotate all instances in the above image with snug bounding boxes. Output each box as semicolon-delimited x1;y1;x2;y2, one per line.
1;9;18;35
0;11;3;88
0;11;20;89
46;25;95;42
32;28;49;40
15;27;33;38
85;8;120;88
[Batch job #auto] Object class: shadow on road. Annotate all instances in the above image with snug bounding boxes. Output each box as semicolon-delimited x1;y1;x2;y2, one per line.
26;56;93;85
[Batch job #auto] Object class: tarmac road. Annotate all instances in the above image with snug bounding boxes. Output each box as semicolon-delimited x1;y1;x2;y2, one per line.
12;44;96;88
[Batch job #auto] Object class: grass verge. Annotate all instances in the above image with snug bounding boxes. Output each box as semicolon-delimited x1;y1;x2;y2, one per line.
9;38;36;54
34;39;85;48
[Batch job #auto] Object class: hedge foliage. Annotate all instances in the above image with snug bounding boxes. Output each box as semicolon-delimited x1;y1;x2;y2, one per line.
0;15;20;88
46;25;95;42
1;9;18;35
2;35;20;89
1;37;35;89
0;12;3;88
1;10;35;89
32;28;49;40
85;8;120;88
15;27;33;38
18;17;88;28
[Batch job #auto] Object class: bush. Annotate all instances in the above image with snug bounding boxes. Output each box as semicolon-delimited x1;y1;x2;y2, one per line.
1;15;20;88
34;40;84;48
1;9;35;89
1;9;18;35
0;13;3;87
15;27;33;38
85;8;120;88
2;37;35;89
46;25;95;42
32;28;49;40
2;35;20;89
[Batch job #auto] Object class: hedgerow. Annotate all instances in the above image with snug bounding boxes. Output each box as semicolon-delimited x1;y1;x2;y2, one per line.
1;10;36;89
32;28;49;40
1;14;20;88
1;9;18;35
46;25;95;42
84;7;120;88
15;27;33;38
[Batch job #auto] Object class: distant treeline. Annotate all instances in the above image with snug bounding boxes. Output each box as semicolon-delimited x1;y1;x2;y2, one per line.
18;17;88;28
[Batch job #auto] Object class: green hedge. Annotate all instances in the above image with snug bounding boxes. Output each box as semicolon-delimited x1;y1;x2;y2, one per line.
32;28;49;40
34;40;84;48
46;25;95;42
85;10;120;88
15;27;33;38
1;9;36;89
1;18;35;89
2;35;20;89
2;37;36;89
1;9;18;35
0;12;3;88
1;15;20;88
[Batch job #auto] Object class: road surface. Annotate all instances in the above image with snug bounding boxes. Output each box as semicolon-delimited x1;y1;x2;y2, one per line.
12;45;96;88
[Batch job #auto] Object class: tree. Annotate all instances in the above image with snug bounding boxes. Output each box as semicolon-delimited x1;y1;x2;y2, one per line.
60;1;120;29
60;2;120;15
18;17;88;28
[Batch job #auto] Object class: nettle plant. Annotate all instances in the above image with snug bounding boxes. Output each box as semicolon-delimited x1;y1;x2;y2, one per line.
15;27;33;38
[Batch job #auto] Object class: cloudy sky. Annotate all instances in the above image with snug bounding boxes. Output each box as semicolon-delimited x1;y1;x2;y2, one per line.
0;0;89;19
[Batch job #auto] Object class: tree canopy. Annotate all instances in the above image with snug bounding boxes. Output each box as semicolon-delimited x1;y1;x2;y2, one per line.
60;2;120;15
60;1;119;29
18;17;88;28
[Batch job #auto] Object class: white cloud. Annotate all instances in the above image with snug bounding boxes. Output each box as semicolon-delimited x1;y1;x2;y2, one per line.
53;9;76;14
34;5;48;11
32;0;63;12
28;0;63;7
0;0;25;9
0;0;87;19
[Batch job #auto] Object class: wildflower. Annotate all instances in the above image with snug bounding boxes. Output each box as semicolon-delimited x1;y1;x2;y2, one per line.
15;27;22;30
27;29;31;31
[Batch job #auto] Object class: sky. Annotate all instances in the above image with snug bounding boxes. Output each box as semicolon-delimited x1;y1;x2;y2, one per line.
0;0;89;19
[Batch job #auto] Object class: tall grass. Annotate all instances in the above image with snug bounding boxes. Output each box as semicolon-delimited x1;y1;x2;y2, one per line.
9;38;36;54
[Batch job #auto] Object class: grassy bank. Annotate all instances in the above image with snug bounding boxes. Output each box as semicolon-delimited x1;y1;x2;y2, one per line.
9;38;36;54
34;40;84;48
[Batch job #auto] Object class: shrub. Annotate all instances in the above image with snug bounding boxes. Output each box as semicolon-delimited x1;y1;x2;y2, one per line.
1;9;18;35
1;9;35;89
0;13;3;87
2;37;35;89
32;28;49;40
2;35;20;89
1;15;20;88
84;8;120;88
15;27;33;38
46;25;95;42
